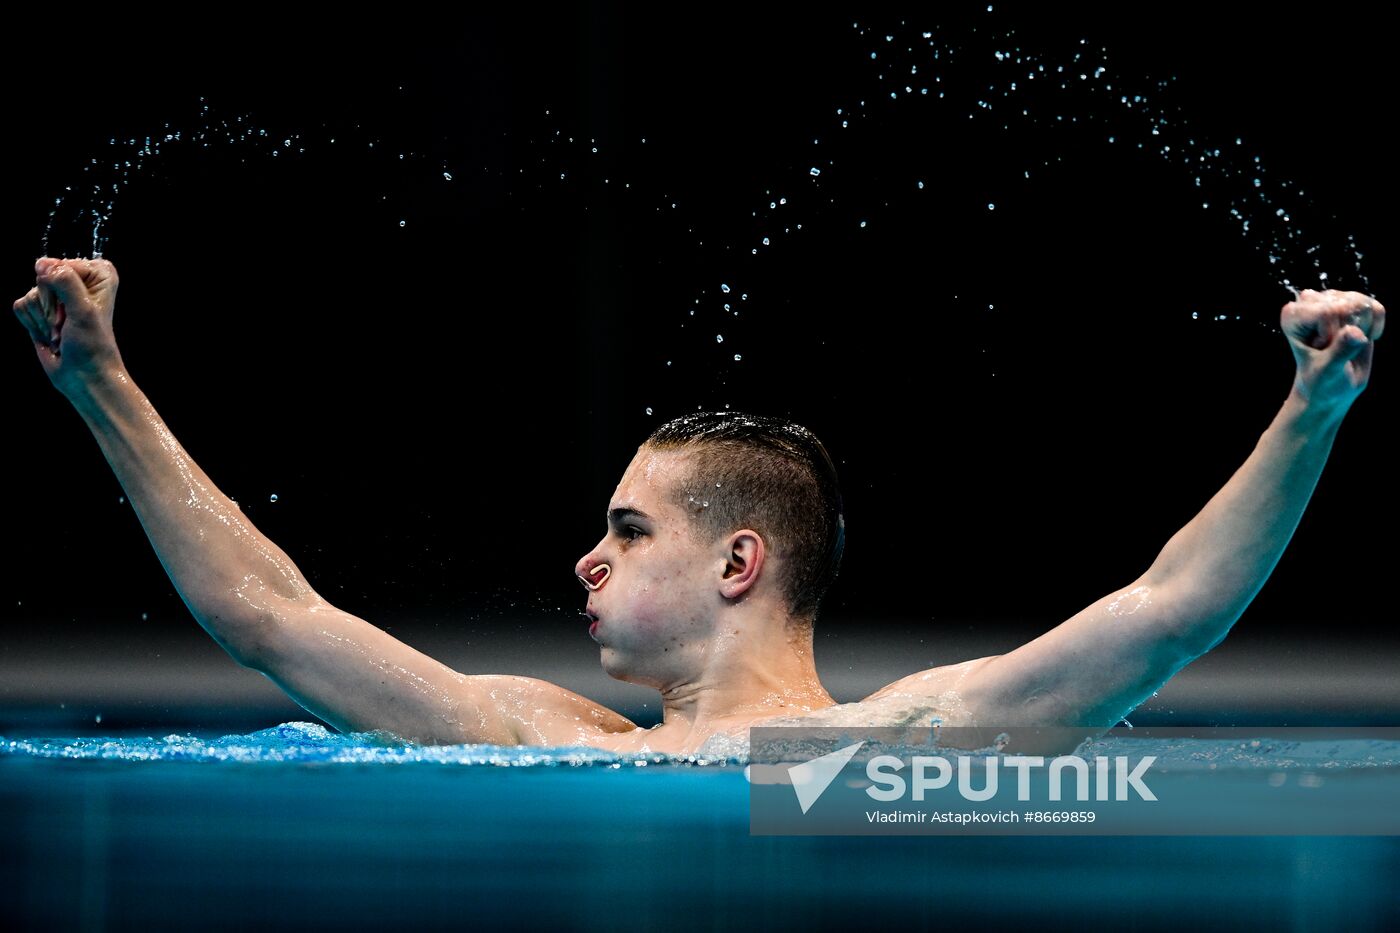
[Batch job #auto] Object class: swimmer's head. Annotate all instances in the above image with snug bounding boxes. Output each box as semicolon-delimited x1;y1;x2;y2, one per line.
641;410;845;627
574;411;843;688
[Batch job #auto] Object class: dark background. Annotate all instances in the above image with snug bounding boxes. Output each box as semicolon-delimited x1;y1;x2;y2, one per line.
1;5;1394;731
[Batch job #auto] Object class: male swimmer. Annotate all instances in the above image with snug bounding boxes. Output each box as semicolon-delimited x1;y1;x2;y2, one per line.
12;257;1384;755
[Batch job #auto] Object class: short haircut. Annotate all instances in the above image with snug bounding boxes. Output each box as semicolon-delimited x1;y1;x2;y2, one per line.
643;411;845;624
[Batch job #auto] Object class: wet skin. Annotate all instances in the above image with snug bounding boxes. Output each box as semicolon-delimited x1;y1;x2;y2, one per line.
12;260;1384;755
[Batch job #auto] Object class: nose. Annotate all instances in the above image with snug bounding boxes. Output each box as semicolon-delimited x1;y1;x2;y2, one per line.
575;555;612;591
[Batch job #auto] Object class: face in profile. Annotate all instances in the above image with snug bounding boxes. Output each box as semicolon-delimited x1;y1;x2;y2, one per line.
575;447;727;690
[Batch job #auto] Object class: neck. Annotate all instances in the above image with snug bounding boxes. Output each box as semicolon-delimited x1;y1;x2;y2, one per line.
654;611;836;735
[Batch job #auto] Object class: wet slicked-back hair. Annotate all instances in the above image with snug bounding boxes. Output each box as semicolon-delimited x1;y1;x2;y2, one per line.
643;411;845;624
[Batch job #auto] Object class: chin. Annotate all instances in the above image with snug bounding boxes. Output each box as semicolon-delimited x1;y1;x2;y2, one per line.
598;649;669;691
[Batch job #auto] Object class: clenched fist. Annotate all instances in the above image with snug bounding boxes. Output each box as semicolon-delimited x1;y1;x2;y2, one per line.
1282;289;1385;413
12;257;124;398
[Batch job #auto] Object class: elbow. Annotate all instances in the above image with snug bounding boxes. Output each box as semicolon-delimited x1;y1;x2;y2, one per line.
1167;608;1238;662
1136;576;1239;662
1152;614;1229;667
193;607;282;671
1187;625;1232;659
215;596;345;673
228;637;271;672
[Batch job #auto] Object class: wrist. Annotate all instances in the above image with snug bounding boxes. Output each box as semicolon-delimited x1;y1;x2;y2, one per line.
1281;382;1349;436
62;360;135;418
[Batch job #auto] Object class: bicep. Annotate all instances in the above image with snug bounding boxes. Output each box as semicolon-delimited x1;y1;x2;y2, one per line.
249;599;523;745
960;575;1202;729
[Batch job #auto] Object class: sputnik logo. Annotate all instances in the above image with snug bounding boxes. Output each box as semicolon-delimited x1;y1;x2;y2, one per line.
788;741;865;814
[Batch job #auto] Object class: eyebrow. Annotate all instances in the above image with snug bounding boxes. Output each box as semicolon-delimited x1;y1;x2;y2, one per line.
608;507;653;525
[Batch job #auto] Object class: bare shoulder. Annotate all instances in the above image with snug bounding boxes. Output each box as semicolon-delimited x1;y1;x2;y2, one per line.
730;657;1009;739
248;598;637;747
860;656;1002;706
855;655;1100;754
470;674;638;746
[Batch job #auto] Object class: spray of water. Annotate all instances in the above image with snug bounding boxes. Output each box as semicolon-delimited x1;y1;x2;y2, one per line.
517;12;1370;414
40;96;457;261
39;16;1372;413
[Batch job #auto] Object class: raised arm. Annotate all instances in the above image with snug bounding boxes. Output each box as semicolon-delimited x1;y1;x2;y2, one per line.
12;257;634;745
953;289;1385;732
15;258;319;665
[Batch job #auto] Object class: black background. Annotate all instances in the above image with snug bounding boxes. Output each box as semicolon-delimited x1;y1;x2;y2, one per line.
1;5;1393;726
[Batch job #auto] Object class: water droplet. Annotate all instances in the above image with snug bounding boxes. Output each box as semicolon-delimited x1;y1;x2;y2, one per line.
716;334;724;343
270;494;279;503
987;202;996;210
645;407;653;415
443;172;453;181
809;167;822;176
734;354;742;361
399;220;406;227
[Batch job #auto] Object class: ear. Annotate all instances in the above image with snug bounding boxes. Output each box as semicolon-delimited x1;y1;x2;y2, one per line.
718;529;766;600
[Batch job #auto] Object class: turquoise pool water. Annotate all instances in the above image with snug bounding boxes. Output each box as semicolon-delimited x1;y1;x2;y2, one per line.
4;722;1398;929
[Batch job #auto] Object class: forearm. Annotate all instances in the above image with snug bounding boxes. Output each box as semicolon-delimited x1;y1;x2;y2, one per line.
1144;387;1347;651
66;364;317;663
